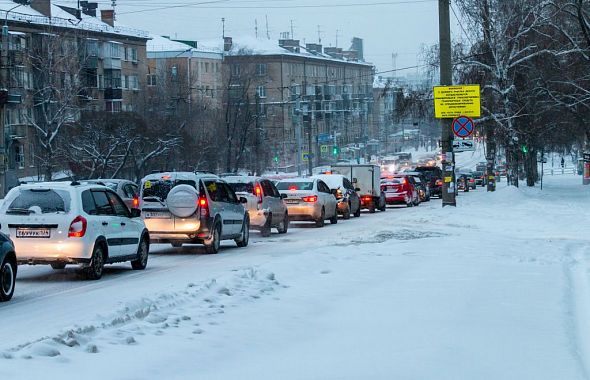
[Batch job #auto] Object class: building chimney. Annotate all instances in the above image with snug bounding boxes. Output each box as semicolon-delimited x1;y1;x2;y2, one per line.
278;39;300;53
30;0;51;17
224;36;233;52
306;43;322;54
80;1;98;17
101;9;114;27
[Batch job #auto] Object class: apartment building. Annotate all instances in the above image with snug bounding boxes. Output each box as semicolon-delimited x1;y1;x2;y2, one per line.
146;35;223;113
221;36;375;170
0;0;149;194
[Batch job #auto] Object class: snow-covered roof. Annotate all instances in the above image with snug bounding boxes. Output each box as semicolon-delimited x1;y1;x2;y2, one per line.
198;35;373;67
147;35;220;58
0;0;148;39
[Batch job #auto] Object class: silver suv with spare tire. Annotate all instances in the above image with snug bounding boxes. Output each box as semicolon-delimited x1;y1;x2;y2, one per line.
139;172;250;253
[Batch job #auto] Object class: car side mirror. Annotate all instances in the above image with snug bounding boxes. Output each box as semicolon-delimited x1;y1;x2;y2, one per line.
280;193;288;199
130;208;141;218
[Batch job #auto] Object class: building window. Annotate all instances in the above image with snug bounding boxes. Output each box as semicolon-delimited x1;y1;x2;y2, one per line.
106;100;122;113
110;42;121;58
231;64;240;78
104;69;121;89
256;85;266;98
256;63;267;76
28;142;35;167
147;74;157;86
129;75;139;90
14;144;25;169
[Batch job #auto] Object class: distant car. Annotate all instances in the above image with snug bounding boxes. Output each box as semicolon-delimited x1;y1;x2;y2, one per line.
82;179;139;210
457;174;470;192
276;178;338;227
312;174;361;219
472;171;485;186
404;171;431;202
0;232;16;302
225;176;289;237
0;182;149;280
413;166;443;198
381;175;420;207
140;172;250;253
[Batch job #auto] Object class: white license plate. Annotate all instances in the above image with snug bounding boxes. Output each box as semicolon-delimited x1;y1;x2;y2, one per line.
144;212;171;219
285;199;299;204
16;228;50;238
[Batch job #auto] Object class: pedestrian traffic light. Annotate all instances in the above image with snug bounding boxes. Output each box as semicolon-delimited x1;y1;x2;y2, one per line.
521;145;528;154
332;145;339;156
273;154;279;163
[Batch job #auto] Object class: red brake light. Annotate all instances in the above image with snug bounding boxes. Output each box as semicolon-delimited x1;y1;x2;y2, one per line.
132;196;139;208
302;195;318;203
289;185;298;191
198;197;209;218
255;185;263;203
68;215;87;238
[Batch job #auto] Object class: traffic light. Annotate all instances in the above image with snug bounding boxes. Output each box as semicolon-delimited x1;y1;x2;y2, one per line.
521;145;528;154
273;154;279;163
332;145;339;156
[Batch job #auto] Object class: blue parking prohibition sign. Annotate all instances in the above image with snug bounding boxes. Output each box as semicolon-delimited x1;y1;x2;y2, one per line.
452;116;475;138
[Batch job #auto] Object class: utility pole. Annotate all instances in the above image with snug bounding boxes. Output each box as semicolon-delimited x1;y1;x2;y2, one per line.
294;96;303;176
439;0;456;206
307;114;313;176
482;0;496;192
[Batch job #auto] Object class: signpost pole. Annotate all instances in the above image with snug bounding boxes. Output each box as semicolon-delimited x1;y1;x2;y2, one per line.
439;0;456;207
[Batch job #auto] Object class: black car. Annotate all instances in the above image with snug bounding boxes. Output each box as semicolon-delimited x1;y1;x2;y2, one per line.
0;232;17;302
457;174;470;192
413;166;443;198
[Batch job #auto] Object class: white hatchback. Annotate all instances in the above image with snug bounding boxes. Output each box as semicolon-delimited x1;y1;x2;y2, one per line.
0;182;149;280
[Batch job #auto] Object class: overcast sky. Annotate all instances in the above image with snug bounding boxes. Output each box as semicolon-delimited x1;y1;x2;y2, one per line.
64;0;464;76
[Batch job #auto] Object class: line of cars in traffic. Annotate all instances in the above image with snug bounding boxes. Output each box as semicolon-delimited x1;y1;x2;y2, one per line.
0;162;454;302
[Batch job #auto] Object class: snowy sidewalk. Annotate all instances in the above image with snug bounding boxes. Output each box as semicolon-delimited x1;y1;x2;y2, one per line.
1;176;589;380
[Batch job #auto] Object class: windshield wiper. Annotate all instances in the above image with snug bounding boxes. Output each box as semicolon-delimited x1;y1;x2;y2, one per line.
6;208;33;215
143;196;166;206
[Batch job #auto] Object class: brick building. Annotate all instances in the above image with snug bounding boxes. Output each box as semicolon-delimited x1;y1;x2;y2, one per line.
0;0;149;195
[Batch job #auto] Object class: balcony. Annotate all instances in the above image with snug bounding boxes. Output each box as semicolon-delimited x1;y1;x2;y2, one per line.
103;57;122;70
104;88;123;100
7;124;28;140
82;57;99;69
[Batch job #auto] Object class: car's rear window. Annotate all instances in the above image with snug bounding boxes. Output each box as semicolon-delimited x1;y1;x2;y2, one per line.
382;178;403;184
228;182;255;194
276;182;314;191
3;188;71;214
142;179;197;202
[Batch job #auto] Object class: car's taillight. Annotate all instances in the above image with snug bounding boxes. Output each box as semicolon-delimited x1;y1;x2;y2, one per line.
255;185;263;203
362;196;372;202
68;215;87;238
132;196;139;208
302;195;318;203
198;197;209;218
435;180;443;186
336;189;343;199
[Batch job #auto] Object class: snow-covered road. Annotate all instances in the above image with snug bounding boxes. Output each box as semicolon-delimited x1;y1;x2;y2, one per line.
1;176;589;380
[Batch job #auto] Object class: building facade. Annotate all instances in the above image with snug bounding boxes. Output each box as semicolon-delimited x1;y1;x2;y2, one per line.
222;37;375;172
0;0;149;195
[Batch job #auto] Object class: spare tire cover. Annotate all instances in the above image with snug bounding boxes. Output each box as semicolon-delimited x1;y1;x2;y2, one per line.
166;184;199;218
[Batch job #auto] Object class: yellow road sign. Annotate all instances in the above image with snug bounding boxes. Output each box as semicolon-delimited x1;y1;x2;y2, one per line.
320;145;329;153
434;84;481;119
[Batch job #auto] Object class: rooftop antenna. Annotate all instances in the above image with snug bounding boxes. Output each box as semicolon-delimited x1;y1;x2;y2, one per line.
290;19;295;39
265;15;270;39
255;19;258;38
392;52;398;76
335;29;340;47
111;0;116;20
222;17;225;38
317;25;323;44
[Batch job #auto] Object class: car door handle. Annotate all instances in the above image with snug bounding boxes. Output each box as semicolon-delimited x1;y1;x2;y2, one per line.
121;222;126;226
102;222;108;226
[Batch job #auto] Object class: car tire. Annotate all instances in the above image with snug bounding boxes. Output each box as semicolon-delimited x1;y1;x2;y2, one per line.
204;223;221;254
369;203;376;213
330;207;338;224
261;214;272;237
353;204;361;217
131;237;149;270
277;213;289;234
0;256;16;302
84;244;105;280
236;217;250;248
315;208;325;228
51;263;66;270
171;242;183;248
343;203;351;220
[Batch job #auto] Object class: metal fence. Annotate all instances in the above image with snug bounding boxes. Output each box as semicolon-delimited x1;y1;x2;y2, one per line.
542;167;576;175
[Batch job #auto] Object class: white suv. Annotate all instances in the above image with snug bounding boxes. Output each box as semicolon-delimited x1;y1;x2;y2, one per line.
0;182;150;280
140;172;250;253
